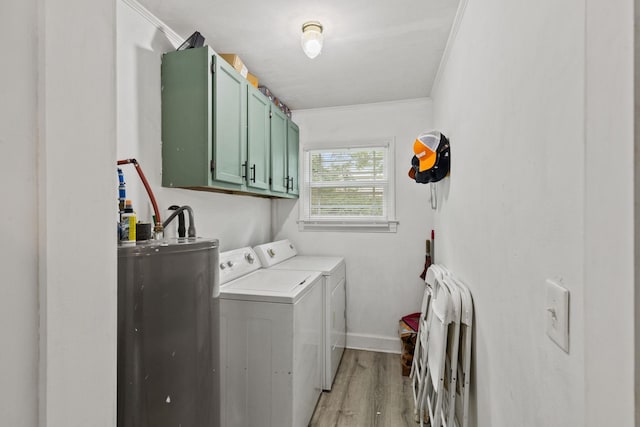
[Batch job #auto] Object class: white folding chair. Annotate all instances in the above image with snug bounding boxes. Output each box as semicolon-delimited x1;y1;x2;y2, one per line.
413;265;474;427
411;265;448;422
409;264;448;422
449;276;473;427
409;284;431;379
420;274;460;427
439;277;462;427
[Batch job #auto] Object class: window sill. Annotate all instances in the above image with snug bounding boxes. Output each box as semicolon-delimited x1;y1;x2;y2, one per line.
297;220;398;233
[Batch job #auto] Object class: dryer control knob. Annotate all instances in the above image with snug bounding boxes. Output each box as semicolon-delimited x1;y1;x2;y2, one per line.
227;261;234;267
267;248;275;258
245;253;255;263
219;263;226;270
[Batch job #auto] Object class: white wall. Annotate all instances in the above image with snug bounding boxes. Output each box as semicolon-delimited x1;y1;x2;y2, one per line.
3;0;118;425
273;99;434;353
117;0;271;251
38;0;118;425
0;0;39;425
584;0;635;425
432;0;634;426
636;1;640;423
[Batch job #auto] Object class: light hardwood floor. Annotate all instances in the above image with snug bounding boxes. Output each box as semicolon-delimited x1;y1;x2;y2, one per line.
309;349;416;427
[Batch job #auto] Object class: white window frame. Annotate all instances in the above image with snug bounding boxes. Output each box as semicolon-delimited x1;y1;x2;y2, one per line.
298;138;398;233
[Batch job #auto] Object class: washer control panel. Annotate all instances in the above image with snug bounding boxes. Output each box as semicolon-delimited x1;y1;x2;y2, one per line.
219;247;262;284
254;239;299;267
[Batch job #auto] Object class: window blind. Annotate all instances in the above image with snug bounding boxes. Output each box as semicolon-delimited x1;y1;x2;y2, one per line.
304;146;390;220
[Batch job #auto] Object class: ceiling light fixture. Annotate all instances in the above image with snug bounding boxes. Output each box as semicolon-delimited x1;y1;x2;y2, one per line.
301;21;323;59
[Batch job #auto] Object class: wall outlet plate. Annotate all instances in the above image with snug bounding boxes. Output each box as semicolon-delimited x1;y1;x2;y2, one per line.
545;279;570;353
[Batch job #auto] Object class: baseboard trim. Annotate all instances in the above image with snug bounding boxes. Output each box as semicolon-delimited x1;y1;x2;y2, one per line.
346;332;401;354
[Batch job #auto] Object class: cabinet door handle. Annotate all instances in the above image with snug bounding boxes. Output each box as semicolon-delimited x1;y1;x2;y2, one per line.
288;177;294;191
250;164;256;183
242;162;248;181
284;176;289;188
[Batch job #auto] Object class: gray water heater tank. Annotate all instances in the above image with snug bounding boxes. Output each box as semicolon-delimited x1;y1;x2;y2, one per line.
117;238;220;427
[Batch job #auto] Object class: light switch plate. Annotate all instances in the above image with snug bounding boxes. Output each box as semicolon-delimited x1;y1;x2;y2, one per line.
545;279;570;353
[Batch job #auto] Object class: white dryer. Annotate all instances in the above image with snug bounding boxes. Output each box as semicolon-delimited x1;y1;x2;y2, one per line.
253;239;346;391
218;247;323;427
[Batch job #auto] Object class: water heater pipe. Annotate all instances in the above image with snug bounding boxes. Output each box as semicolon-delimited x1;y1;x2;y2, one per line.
163;205;196;238
117;158;163;235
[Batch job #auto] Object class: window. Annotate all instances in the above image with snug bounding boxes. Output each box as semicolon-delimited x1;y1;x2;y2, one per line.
299;139;397;232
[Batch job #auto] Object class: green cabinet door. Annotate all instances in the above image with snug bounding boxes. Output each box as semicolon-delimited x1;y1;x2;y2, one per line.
212;54;247;185
162;47;246;190
247;85;270;190
161;47;212;188
286;120;300;196
270;106;288;194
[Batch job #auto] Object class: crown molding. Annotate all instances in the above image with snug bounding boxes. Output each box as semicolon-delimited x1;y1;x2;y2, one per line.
431;0;469;95
120;0;184;47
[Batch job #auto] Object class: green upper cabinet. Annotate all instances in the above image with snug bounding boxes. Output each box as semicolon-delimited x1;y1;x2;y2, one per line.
162;46;245;190
161;47;212;188
247;85;270;191
286;120;300;196
269;105;300;197
270;106;288;194
212;54;247;185
161;46;298;198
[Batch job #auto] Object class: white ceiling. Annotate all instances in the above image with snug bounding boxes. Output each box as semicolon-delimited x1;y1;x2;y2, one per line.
139;0;460;110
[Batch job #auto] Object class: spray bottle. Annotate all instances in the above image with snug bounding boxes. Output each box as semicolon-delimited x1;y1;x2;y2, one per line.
117;168;126;239
117;168;126;211
120;199;137;243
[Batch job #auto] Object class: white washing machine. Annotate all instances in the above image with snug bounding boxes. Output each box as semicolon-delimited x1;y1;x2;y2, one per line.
218;247;323;427
253;239;346;391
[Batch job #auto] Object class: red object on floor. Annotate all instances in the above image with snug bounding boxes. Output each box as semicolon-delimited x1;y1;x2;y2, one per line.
401;312;421;332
